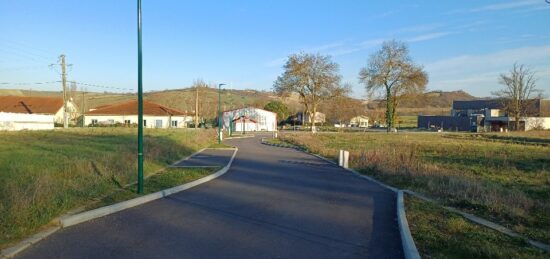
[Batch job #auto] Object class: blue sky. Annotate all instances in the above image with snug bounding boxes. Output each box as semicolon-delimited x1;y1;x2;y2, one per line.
1;0;549;98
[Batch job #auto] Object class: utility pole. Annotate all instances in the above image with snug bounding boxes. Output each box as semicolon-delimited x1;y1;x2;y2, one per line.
81;90;86;127
60;54;68;129
137;0;144;194
218;83;225;144
195;86;199;128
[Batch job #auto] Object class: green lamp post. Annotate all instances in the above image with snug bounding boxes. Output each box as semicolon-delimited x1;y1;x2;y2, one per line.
137;0;144;194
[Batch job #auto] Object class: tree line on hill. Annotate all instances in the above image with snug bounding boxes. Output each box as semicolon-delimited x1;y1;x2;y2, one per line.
271;39;544;132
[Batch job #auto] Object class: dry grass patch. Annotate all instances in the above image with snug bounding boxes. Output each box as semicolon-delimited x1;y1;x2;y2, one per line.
280;132;550;243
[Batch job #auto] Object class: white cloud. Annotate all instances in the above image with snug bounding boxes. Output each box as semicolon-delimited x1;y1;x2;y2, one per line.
265;39;386;67
407;32;452;43
427;45;550;96
395;23;444;34
469;0;540;12
265;30;455;68
427;45;550;74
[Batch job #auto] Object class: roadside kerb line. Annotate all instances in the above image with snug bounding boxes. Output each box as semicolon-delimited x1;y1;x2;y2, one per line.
403;189;550;253
225;135;255;140
260;137;419;259
60;147;238;227
1;147;238;259
262;137;550;255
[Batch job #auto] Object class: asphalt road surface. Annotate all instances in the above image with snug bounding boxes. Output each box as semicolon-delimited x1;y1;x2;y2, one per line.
172;148;235;168
18;136;403;259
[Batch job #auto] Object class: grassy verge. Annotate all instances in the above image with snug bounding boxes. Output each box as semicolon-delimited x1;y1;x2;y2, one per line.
0;128;216;248
278;132;550;245
263;138;299;149
87;167;219;210
407;195;546;258
208;142;235;149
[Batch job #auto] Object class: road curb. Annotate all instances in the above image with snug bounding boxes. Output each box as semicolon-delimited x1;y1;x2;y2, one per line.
397;191;421;259
1;148;238;258
225;135;255;140
403;189;550;253
262;138;420;259
267;137;550;255
60;147;238;227
1;227;60;258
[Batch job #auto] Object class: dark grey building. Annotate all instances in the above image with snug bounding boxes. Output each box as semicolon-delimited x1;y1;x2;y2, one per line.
418;99;550;131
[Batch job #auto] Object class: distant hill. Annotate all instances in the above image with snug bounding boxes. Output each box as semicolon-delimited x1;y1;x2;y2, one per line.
0;87;304;119
366;90;477;109
0;88;477;117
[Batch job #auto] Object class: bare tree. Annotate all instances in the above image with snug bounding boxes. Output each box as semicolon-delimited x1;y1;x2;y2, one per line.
321;84;363;129
274;53;347;132
493;63;542;130
359;40;427;132
192;79;209;127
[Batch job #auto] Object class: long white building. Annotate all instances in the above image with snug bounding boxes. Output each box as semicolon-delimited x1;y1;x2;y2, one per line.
0;96;79;131
221;107;277;132
84;100;192;128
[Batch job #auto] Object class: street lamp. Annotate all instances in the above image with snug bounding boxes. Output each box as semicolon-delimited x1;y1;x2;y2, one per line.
137;0;144;194
218;83;226;144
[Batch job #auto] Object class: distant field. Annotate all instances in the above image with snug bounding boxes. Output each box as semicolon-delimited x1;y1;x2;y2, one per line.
279;131;550;254
396;115;418;128
0;128;215;248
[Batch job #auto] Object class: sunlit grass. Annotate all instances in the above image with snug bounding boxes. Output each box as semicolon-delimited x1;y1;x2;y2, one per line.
0;128;216;248
406;195;546;258
279;131;550;244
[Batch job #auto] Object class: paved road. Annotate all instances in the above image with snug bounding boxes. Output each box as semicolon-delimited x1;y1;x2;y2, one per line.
172;148;234;168
18;136;403;259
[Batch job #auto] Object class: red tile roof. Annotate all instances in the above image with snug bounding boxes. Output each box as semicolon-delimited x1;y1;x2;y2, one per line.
0;96;63;114
87;100;187;116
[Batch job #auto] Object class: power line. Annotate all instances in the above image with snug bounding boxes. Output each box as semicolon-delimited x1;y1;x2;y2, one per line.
0;38;57;60
0;65;51;72
0;81;59;86
0;80;133;92
70;81;134;92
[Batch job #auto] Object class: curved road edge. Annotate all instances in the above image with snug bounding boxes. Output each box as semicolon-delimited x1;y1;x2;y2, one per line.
1;147;238;259
261;138;421;259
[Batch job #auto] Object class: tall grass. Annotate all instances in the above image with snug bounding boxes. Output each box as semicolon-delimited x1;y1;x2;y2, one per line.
280;132;550;243
0;128;215;247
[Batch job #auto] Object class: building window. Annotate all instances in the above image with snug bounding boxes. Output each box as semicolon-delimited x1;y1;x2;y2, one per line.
143;120;147;127
155;120;163;128
91;119;98;125
171;120;178;127
124;120;131;125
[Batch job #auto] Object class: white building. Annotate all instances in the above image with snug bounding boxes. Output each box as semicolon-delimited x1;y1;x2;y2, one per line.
0;96;78;130
349;116;369;128
0;112;54;131
84;100;192;128
221;107;277;132
298;111;326;125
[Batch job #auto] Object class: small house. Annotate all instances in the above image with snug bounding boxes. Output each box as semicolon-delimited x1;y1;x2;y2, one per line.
297;111;326;125
84;100;192;128
349;116;369;128
222;107;277;132
0;96;79;130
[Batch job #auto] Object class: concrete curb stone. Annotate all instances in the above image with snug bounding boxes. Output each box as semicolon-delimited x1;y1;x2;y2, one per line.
1;148;238;258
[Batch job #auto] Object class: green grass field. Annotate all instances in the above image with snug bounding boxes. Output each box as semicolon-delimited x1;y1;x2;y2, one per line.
279;131;550;256
407;195;546;258
0;128;216;248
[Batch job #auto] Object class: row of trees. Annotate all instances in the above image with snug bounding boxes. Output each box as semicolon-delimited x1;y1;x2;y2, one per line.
273;40;544;132
274;40;428;132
